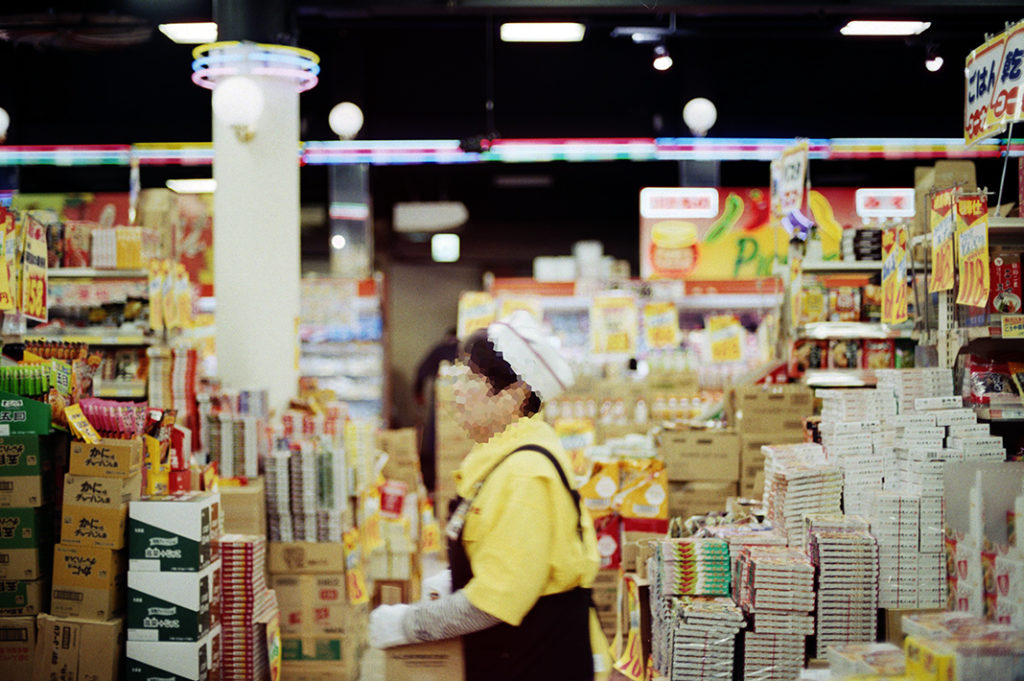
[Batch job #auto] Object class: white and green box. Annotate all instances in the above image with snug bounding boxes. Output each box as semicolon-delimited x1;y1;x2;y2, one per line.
126;625;221;681
129;492;220;572
128;559;220;642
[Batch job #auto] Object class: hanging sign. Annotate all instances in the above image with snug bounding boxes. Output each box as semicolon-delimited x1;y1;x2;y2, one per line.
929;189;956;292
20;213;48;322
788;254;803;336
965;32;1009;144
591;293;638;355
613;574;645;681
642;301;680;350
457;291;495;340
990;22;1024;130
771;141;809;218
881;225;909;324
639;187;719;219
955;193;991;308
707;314;744;363
855;188;916;219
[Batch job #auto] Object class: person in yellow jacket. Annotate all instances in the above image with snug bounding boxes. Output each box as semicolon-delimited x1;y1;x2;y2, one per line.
369;310;605;681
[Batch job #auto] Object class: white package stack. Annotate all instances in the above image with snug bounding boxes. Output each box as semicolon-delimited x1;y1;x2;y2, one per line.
762;443;842;547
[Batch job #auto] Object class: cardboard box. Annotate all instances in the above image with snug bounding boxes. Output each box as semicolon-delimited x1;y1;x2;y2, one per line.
621;531;663;574
0;435;54;507
128;491;219;572
732;384;813;417
126;624;219;681
381;428;421;488
0;615;35;681
281;661;357;681
128;560;219;642
271;573;354;636
657;428;740;482
0;393;53;436
0;578;48;615
219;477;267;536
51;544;125;620
883;607;946;644
63;473;142;508
668;481;737;520
62;503;128;549
736;412;808;436
69;438;143;479
268;542;345;574
33;613;124;681
382;583;465;681
0;506;50;580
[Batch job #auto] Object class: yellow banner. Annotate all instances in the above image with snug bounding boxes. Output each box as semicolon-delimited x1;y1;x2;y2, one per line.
591;293;638;355
707;314;744;363
955;194;991;308
457;291;495;340
20;213;48;322
929;189;956;292
788;254;803;335
881;225;909;324
342;527;369;605
642;301;679;350
64;404;101;444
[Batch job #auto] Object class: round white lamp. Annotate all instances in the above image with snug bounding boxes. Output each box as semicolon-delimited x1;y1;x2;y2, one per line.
329;102;364;140
212;76;264;141
0;108;9;142
683;97;717;137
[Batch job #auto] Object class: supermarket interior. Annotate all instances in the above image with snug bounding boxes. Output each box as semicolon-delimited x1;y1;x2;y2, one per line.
2;1;1024;680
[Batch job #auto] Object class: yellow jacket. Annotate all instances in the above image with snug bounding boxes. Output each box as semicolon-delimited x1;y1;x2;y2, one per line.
454;415;601;626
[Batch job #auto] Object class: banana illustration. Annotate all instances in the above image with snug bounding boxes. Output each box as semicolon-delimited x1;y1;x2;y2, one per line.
808;190;843;242
704;192;745;243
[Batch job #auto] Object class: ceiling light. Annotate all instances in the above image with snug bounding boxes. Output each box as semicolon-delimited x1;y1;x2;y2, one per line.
925;55;944;72
683;98;718;137
500;22;585;43
329;102;364;140
166;178;216;194
840;20;931;36
212;76;264;142
652;45;673;71
158;22;218;45
330;234;347;250
0;108;8;142
431;234;460;262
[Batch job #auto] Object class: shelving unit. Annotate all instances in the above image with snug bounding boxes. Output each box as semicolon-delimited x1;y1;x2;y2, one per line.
797;321;915;340
804;368;878;388
801;260;883;272
47;268;148;279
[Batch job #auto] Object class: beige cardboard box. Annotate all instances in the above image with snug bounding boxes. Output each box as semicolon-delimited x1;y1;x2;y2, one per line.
668;481;737;520
268;541;345;574
219;477;267;536
621;531;664;574
33;613;124;681
732;384;813;415
736;412;808;437
381;428;422;488
63;473;142;507
0;615;36;681
0;578;48;616
657;428;740;481
69;439;143;479
282;634;359;680
61;503;128;549
382;584;465;681
271;573;355;636
281;661;358;681
51;544;125;620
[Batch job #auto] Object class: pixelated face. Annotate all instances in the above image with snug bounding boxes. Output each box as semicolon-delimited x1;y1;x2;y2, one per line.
451;361;526;442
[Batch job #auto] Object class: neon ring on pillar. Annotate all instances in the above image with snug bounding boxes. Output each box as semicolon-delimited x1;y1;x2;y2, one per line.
191;41;320;92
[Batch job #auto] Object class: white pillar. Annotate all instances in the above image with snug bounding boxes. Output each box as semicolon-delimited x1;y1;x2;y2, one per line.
213;75;300;413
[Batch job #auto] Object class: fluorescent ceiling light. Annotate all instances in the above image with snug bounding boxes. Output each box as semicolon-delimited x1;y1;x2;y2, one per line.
167;178;217;194
159;22;218;44
431;234;460;262
500;22;585;43
840;20;931;36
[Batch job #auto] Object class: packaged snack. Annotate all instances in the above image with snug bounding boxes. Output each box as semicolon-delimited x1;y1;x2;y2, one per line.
828;286;862;322
799;278;828;324
862;284;883;322
894;339;916;368
788;339;828;376
962;355;1019;406
863;339;895;369
829;338;863;369
990;253;1022;314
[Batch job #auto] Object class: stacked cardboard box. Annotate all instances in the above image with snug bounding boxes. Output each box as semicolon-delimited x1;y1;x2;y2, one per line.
269;541;364;681
657;426;739;520
126;492;222;681
731;384;811;498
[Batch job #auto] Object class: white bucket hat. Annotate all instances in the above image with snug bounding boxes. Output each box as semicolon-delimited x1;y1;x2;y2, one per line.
487;310;575;402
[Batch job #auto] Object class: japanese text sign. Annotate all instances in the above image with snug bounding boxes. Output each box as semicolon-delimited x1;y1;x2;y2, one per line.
955;193;991;308
640;188;720;219
855;188;916;219
20;213;47;322
707;314;744;363
881;225;909;324
591;293;638;355
771;141;809;217
965;22;1024;144
929;189;956;292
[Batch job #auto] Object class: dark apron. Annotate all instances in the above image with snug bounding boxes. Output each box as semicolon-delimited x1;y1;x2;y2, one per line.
447;445;594;681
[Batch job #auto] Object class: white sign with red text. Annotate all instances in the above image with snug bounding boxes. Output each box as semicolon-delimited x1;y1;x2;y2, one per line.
639;187;719;219
855;188;916;219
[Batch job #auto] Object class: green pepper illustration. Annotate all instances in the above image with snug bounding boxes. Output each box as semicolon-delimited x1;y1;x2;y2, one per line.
704;192;744;243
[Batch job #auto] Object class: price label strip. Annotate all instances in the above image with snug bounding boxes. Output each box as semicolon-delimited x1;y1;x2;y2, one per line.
954;194;990;309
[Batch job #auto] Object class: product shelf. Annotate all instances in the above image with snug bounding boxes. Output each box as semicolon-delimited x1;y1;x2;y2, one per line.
25;332;154;346
974;405;1024;421
797;321;915;340
91;378;147;399
47;268;148;279
803;368;878;388
801;260;883;272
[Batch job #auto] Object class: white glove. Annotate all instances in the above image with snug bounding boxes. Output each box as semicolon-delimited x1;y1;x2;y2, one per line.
421;569;452;601
369;603;415;649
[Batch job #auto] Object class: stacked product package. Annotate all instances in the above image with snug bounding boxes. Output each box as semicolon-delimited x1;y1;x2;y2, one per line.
265;405;354;542
648;538;745;680
147;346;201;453
126;492;223;681
761;443;842;546
902;611;1024;681
804;514;878;656
205;389;270;480
735;546;815;681
219;534;278;681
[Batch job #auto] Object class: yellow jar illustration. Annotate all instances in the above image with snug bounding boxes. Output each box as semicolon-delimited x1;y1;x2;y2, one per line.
650;221;699;276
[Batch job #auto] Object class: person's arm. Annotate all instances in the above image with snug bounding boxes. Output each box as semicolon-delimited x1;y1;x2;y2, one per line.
401;590;502;642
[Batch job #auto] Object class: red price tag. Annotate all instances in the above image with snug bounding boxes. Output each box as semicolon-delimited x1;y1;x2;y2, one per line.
22;272;46;320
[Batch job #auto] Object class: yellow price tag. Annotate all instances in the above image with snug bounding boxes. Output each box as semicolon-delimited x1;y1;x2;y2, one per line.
1002;314;1024;338
929;189;955;292
707;314;743;363
955;195;990;308
642;301;679;350
64;404;100;444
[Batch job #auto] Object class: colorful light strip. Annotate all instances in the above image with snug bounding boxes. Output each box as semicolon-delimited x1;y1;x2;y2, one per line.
191;41;320;93
0;137;1019;166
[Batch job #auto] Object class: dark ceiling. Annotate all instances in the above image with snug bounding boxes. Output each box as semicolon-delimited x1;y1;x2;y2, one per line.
1;1;1021;271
